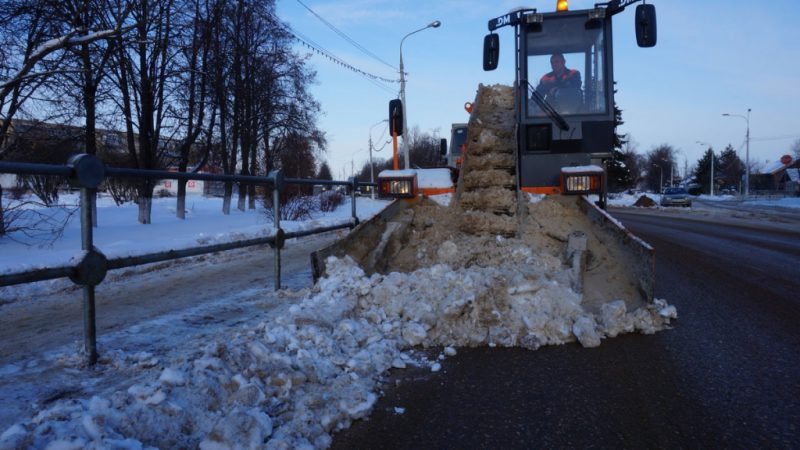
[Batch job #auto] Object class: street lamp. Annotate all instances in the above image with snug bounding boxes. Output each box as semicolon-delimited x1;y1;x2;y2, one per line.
696;141;714;195
399;20;441;169
722;109;751;196
368;119;389;199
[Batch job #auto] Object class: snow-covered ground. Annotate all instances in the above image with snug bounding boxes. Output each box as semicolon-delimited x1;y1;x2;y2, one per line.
0;193;389;276
0;192;683;449
607;192;800;209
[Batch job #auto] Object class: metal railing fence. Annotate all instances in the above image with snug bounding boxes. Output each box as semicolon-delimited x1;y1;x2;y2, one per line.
0;154;376;365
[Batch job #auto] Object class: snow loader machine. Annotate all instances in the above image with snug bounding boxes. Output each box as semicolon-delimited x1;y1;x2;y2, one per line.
312;0;659;309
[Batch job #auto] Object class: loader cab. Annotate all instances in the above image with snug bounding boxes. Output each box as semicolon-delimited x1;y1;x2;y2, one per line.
518;9;614;191
447;123;468;170
484;3;657;193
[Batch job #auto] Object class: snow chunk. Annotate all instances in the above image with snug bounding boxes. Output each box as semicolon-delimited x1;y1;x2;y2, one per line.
159;367;186;386
572;316;601;348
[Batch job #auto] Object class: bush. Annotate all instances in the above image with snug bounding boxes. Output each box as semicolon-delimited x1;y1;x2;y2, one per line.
8;184;28;200
318;190;344;212
263;194;315;221
103;178;138;205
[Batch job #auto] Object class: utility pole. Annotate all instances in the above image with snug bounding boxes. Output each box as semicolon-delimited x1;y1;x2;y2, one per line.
369;119;389;200
722;109;751;197
710;150;714;196
399;20;441;169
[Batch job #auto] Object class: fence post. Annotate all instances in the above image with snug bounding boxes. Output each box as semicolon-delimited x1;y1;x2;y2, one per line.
350;176;359;226
268;170;284;290
67;154;107;365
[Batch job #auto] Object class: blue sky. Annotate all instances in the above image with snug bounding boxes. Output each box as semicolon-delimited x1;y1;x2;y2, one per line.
276;0;800;179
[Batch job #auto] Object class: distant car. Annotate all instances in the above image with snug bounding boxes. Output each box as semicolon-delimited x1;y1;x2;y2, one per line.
660;187;692;207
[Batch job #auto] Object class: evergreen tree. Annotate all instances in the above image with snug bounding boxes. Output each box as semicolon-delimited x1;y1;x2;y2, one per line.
718;145;744;191
316;161;333;181
606;104;634;191
693;148;717;195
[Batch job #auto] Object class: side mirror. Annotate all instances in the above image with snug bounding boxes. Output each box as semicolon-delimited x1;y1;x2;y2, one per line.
483;34;499;71
635;4;657;48
440;138;447;156
389;99;403;136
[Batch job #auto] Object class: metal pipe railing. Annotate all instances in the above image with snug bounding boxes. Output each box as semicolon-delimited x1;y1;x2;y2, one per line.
0;154;372;365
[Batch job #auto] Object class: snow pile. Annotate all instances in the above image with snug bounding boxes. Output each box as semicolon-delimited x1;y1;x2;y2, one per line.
633;195;658;207
1;255;676;449
415;169;453;189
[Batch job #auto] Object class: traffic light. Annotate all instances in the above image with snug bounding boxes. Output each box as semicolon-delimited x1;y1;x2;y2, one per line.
389;99;403;136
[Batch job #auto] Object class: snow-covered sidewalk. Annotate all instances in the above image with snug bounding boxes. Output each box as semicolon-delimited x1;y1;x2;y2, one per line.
1;193;389;277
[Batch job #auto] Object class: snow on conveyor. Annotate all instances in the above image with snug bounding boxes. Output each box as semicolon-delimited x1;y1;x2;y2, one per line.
1;250;676;449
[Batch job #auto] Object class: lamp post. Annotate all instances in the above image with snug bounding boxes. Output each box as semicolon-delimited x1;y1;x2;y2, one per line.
399;20;441;169
722;109;751;196
696;141;714;195
368;119;389;199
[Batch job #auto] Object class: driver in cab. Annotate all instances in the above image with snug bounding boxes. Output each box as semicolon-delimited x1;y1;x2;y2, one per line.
536;53;581;96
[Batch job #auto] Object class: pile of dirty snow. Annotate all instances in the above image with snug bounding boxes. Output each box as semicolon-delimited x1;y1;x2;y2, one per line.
1;255;676;449
633;195;658;207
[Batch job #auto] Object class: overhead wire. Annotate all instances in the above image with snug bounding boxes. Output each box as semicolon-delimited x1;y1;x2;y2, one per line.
286;25;398;95
750;134;800;142
294;0;398;71
372;122;391;152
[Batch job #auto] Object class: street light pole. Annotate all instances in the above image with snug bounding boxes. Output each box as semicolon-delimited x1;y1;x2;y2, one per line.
722;109;751;196
368;119;388;199
399;20;441;169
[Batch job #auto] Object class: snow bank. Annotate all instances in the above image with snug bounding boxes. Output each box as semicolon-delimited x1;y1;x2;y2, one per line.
415;169;453;189
1;256;676;449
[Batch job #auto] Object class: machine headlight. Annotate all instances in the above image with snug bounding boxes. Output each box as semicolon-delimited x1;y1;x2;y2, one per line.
560;166;603;195
378;175;417;199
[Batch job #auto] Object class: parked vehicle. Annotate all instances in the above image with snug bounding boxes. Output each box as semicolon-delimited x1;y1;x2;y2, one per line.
660;187;692;207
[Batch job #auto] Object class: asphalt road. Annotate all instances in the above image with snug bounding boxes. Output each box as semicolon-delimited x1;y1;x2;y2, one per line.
331;207;800;449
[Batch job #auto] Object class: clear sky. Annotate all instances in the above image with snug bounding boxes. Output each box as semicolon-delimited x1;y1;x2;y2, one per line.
276;0;800;179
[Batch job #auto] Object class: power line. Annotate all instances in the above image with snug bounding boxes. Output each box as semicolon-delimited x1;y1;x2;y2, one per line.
750;134;800;142
286;25;398;94
295;0;398;71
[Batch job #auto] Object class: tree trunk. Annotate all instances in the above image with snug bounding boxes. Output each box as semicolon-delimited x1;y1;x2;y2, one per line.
248;141;256;210
222;182;232;215
137;181;153;224
237;184;246;211
0;185;5;236
177;180;187;219
81;42;100;228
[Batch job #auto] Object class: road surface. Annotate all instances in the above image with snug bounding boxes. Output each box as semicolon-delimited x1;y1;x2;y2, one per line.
330;205;800;449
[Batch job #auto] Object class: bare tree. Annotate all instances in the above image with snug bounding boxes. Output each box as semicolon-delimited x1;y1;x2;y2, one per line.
108;0;179;224
172;0;216;219
0;0;129;235
645;144;676;192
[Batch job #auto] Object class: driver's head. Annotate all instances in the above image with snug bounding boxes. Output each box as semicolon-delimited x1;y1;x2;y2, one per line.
550;53;566;72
